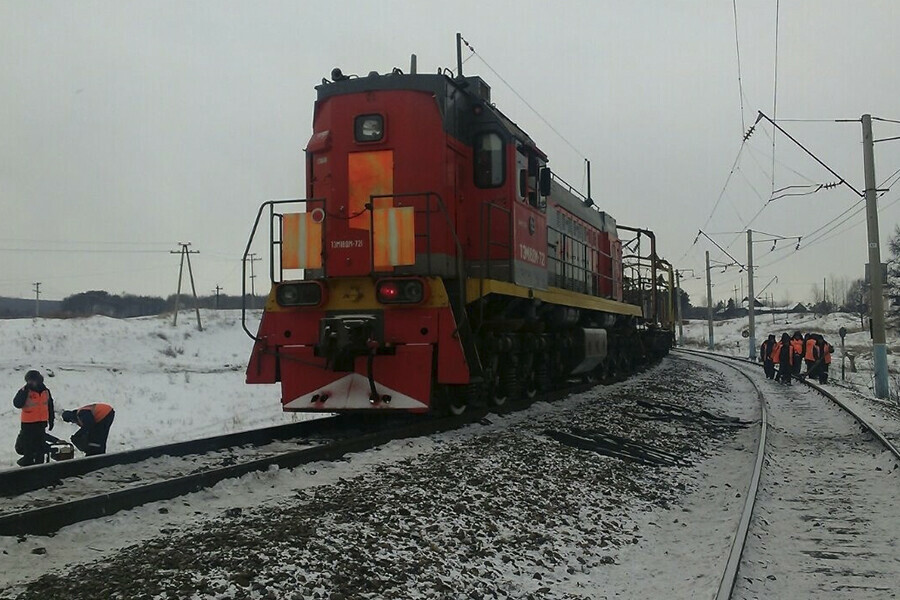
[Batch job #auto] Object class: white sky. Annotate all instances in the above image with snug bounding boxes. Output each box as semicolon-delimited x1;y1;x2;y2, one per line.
2;1;900;305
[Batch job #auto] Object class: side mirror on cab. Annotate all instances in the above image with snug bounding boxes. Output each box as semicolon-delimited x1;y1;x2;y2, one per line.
539;167;552;197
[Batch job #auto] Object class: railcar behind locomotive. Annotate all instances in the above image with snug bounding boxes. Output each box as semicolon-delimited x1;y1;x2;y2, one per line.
243;46;674;414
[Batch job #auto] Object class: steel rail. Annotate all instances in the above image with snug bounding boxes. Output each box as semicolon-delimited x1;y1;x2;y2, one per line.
0;371;625;537
0;416;343;497
676;346;900;600
0;414;468;536
671;349;768;600
679;348;900;461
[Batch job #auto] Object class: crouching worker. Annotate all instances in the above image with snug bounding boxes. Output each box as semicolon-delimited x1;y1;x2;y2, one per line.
62;403;115;456
13;370;55;467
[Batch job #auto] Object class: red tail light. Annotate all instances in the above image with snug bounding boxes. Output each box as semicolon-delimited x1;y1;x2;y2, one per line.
376;278;427;305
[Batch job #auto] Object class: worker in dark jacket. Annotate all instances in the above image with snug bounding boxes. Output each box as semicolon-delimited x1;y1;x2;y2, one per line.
805;334;822;379
818;339;834;384
777;333;793;385
790;332;804;376
13;370;55;466
62;403;115;456
760;335;777;379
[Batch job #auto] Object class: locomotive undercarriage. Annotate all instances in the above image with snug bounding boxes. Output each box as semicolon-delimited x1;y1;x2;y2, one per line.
434;292;672;415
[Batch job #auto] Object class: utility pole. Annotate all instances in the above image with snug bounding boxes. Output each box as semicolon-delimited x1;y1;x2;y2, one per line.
213;285;223;310
246;253;261;309
747;229;756;360
675;270;683;346
171;242;203;331
706;251;714;350
32;282;41;318
862;114;889;398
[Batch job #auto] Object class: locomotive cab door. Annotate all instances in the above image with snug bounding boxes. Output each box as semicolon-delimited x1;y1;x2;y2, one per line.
511;145;548;290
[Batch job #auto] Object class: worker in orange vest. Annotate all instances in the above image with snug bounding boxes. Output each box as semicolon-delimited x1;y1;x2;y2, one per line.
802;334;817;377
13;370;55;467
790;332;804;376
62;403;115;456
805;334;822;379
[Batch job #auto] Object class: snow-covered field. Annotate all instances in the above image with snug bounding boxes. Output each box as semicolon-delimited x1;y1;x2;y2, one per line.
681;311;900;396
0;310;312;470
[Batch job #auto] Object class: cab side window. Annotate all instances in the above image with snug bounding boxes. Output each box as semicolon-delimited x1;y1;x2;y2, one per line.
474;132;504;188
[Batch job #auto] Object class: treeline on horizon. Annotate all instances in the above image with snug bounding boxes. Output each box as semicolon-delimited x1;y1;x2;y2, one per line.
0;290;268;319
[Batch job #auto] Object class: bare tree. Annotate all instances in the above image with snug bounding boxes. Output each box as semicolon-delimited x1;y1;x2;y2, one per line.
846;278;868;328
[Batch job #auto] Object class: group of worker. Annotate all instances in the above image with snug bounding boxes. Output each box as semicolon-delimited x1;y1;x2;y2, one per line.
759;332;834;385
13;369;115;467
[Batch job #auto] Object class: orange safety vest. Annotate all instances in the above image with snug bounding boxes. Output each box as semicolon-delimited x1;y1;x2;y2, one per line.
824;344;833;364
804;339;817;361
770;342;782;363
790;338;803;356
21;390;50;424
79;403;113;424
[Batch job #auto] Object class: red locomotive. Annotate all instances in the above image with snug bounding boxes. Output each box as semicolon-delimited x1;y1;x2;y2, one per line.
243;47;674;414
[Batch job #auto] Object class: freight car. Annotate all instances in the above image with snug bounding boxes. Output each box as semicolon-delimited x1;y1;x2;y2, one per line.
243;45;674;414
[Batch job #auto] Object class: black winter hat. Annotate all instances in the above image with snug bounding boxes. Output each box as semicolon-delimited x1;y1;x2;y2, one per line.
62;410;77;423
24;370;43;384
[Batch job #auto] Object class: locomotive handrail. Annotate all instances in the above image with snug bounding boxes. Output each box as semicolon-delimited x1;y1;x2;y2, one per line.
367;191;470;327
241;198;322;341
547;223;616;296
550;171;590;203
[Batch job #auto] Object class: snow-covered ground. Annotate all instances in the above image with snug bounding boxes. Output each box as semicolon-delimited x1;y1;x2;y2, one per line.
1;358;761;599
0;310;312;470
681;311;900;397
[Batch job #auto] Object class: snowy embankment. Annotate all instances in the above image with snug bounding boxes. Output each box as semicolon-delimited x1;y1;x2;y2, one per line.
0;310;308;470
680;311;900;395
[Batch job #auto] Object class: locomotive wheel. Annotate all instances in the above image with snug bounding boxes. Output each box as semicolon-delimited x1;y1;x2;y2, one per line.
535;356;551;392
500;356;521;404
487;355;508;408
621;352;635;376
436;383;481;416
522;354;538;401
448;392;468;416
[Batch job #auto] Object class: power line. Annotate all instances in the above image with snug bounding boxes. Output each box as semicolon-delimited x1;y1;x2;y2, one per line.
756;112;864;197
698;230;746;270
701;131;754;230
460;35;587;160
732;0;746;133
872;116;900;125
773;118;855;123
0;248;171;254
769;182;840;202
0;238;172;246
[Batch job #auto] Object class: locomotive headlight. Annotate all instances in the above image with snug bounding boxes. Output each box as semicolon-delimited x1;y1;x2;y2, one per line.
355;114;384;142
276;282;325;307
376;278;427;305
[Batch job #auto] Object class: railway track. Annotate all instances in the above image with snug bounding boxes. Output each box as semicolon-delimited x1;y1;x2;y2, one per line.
675;348;900;599
0;376;611;537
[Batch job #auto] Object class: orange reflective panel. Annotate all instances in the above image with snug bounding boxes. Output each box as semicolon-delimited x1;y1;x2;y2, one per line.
348;150;393;231
282;213;323;270
373;206;415;269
